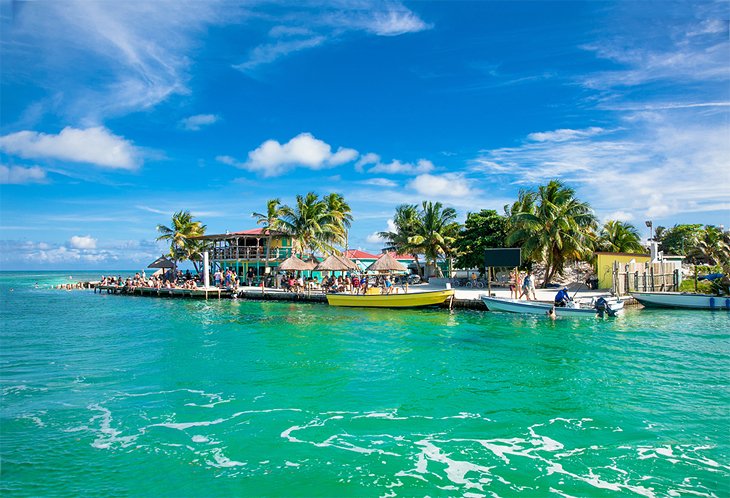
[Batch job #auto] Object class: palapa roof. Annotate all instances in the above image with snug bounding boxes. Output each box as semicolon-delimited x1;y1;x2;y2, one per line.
278;255;316;271
147;255;176;269
366;252;407;272
315;254;359;271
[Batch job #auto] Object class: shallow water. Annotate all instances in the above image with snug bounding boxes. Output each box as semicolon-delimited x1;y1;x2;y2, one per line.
1;271;729;496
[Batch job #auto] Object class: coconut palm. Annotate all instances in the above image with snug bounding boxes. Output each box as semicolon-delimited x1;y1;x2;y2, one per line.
322;192;353;250
277;192;335;258
156;210;206;271
252;198;284;269
690;225;730;265
507;180;597;286
379;204;423;275
407;201;460;277
598;220;644;253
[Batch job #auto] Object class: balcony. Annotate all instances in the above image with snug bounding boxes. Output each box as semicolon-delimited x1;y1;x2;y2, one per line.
211;246;293;261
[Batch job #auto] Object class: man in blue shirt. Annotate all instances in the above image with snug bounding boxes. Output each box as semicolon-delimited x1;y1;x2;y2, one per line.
554;287;571;307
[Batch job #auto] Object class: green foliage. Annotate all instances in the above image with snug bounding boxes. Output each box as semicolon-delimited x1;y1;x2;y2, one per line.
379;201;461;277
273;192;352;257
156;210;207;271
597;220;645;253
454;209;509;271
655;224;730;265
679;279;714;293
655;224;704;256
506;180;597;286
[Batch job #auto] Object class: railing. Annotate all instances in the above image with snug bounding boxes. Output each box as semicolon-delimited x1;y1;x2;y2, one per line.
211;246;293;261
612;262;680;296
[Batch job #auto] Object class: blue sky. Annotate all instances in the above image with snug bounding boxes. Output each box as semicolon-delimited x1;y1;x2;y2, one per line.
1;0;728;270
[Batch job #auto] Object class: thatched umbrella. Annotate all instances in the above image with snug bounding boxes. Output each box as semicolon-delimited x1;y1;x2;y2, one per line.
148;255;175;269
315;254;351;272
334;254;359;271
278;255;315;271
366;252;407;273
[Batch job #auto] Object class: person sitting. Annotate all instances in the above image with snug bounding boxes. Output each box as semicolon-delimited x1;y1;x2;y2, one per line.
554;287;571;307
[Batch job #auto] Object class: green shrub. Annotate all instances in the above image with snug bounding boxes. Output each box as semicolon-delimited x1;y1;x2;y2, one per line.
679;279;714;293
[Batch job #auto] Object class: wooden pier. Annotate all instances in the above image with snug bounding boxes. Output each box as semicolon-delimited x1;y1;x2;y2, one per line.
95;285;234;299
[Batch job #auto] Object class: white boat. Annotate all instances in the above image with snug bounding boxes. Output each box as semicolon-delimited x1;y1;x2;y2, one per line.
481;296;623;318
631;292;730;310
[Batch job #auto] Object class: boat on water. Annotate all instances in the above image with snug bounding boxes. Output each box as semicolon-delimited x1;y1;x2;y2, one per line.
326;289;455;308
631;292;730;310
481;295;623;318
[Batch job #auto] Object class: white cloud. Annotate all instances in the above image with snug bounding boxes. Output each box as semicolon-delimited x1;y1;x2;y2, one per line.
180;114;220;131
2;1;231;122
603;211;634;223
235;3;429;73
361;178;398;188
360;9;431;36
408;173;475;198
528;127;606;142
239;133;358;177
472;115;730;221
69;235;97;250
368;158;435;175
0;127;141;169
235;36;327;73
0;165;47;184
365;219;397;244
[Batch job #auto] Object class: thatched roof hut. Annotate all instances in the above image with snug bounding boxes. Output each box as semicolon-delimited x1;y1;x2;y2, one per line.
279;255;316;271
147;255;175;269
366;252;407;272
315;254;359;271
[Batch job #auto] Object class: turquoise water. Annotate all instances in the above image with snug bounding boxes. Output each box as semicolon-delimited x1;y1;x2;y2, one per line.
1;271;728;496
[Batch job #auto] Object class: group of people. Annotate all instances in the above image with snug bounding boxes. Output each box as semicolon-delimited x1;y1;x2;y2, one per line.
100;269;200;291
278;272;401;295
509;270;537;300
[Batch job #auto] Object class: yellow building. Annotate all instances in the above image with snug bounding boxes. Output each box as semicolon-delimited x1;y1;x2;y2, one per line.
595;252;650;289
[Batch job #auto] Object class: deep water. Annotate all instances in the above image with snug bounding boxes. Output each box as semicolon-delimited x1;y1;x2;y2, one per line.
1;271;728;496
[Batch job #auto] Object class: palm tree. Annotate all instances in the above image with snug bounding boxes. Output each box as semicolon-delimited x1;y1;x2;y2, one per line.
379;204;423;275
322;192;353;251
408;201;460;277
598;220;644;253
156;210;206;272
277;192;334;259
690;225;730;265
252;198;284;269
507;180;597;286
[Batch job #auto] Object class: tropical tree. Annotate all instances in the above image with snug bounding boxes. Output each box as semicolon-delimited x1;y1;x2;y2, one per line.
506;180;597;286
379;204;424;275
156;210;206;272
453;209;510;272
322;192;353;250
409;201;461;277
689;225;730;265
277;192;336;258
597;220;645;253
656;224;704;256
252;198;284;269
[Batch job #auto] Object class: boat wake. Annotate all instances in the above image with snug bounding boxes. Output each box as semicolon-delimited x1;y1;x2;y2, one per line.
49;390;727;496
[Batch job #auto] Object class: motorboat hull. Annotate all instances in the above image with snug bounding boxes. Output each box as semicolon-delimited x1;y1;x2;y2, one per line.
326;289;455;308
481;296;623;317
631;292;730;310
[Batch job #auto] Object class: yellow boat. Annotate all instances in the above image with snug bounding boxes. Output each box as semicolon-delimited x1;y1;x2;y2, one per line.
326;289;455;308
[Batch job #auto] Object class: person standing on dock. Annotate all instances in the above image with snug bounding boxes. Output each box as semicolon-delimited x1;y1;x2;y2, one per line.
247;268;254;286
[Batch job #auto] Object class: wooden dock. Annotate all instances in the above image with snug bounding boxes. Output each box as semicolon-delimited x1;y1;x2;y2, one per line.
95;285;234;299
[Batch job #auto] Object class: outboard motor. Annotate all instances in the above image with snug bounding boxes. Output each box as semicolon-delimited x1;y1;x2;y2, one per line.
594;297;616;318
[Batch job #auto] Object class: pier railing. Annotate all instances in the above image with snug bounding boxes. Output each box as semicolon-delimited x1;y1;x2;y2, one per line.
211;246;293;261
612;261;680;296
